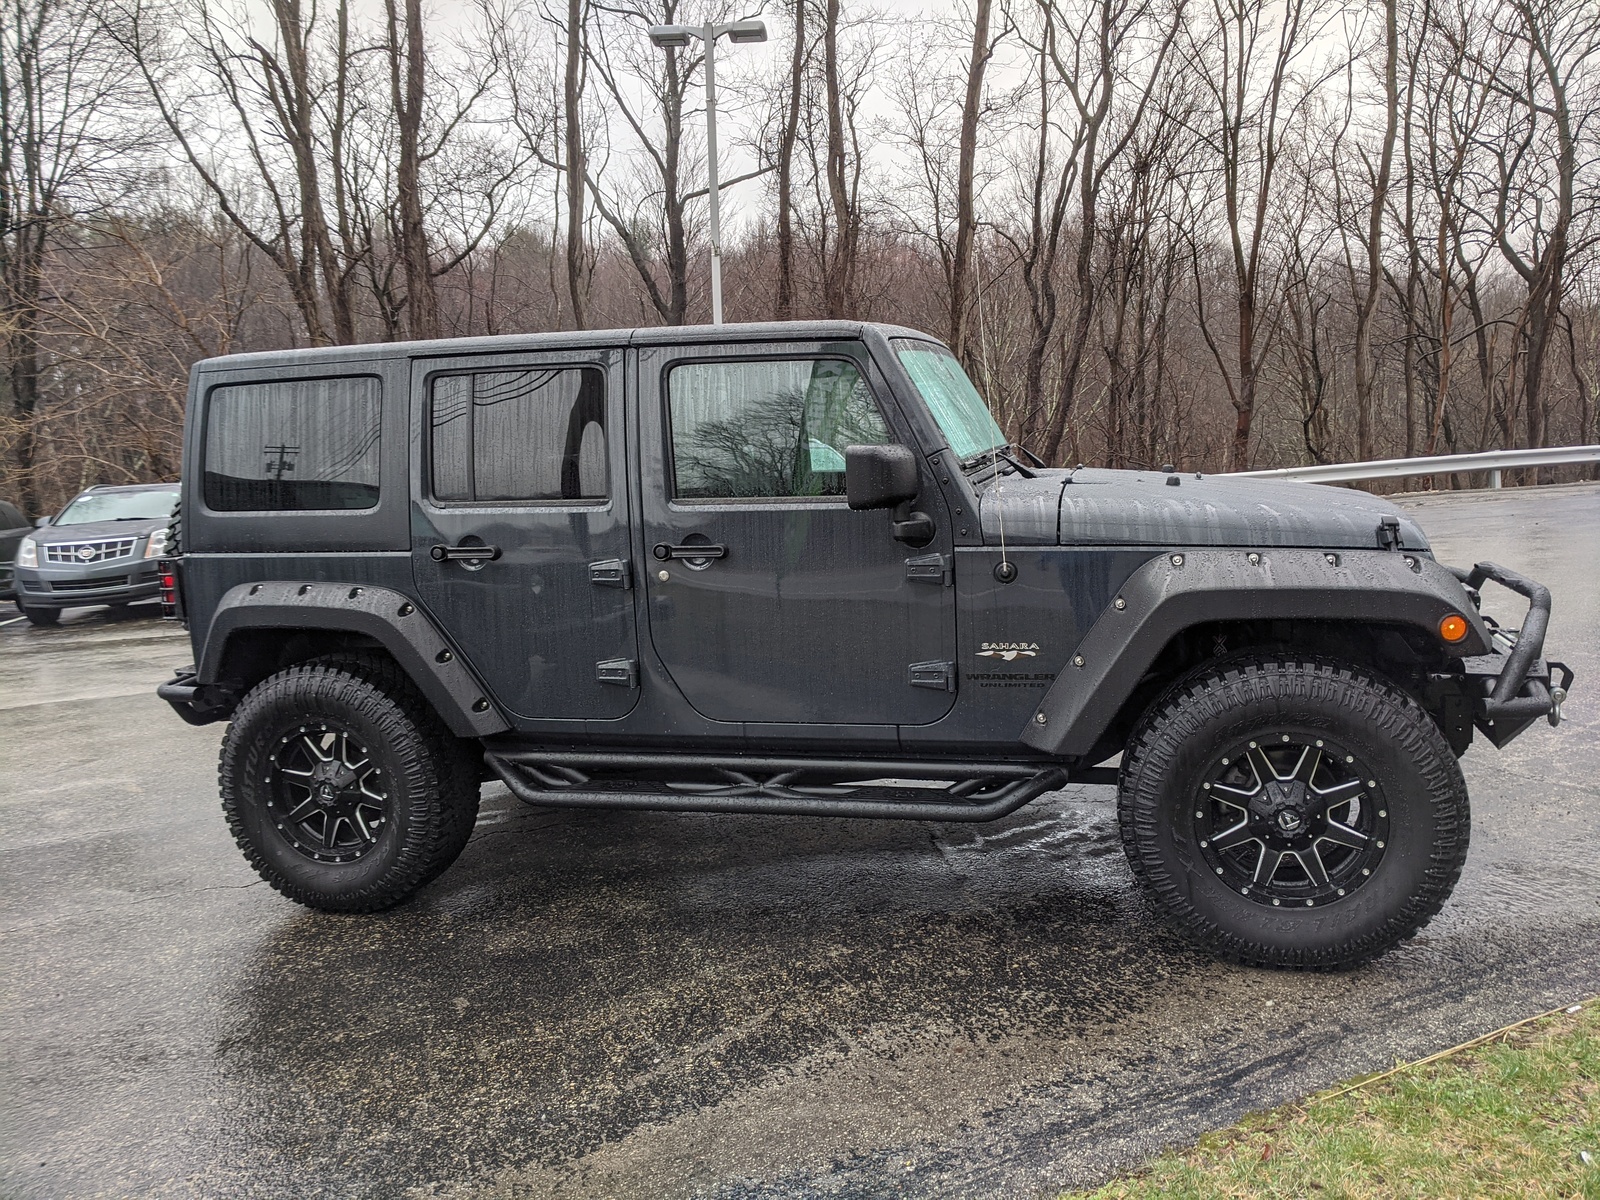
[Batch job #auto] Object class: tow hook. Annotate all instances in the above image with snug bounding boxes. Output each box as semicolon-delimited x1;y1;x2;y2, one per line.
1549;686;1566;727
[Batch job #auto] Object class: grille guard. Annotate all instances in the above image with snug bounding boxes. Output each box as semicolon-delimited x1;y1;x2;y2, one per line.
1445;561;1573;747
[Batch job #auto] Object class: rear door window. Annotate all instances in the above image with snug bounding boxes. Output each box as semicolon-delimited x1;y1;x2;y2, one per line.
429;367;606;502
204;376;381;511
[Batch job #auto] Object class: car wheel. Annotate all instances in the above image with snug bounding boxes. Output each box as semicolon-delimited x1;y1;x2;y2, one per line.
18;604;60;627
219;658;480;912
1118;656;1469;969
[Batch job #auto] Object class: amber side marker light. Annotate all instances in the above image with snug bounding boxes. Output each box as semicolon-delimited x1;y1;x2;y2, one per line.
1439;613;1469;643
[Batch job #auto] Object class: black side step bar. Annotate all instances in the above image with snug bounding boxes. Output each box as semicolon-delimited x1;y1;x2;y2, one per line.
484;750;1098;822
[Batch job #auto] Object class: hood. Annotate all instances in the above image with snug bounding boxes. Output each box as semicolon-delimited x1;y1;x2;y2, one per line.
978;467;1429;551
32;516;167;545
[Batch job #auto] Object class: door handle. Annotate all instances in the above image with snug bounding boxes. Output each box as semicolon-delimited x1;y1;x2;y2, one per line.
430;543;502;562
652;543;727;561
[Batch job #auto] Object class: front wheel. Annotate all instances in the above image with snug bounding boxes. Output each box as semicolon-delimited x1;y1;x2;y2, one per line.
219;658;479;912
1118;657;1469;969
18;603;59;626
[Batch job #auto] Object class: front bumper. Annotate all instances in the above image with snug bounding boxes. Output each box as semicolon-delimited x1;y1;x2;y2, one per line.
13;560;162;609
1432;561;1572;749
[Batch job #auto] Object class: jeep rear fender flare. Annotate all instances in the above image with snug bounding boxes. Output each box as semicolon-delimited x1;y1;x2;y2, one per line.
198;581;510;738
1020;548;1490;758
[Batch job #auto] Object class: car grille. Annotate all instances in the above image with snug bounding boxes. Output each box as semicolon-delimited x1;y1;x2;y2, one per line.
44;537;139;564
51;576;130;591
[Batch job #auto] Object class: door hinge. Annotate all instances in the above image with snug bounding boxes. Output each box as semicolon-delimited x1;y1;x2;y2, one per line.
908;660;956;691
589;559;633;589
906;552;953;586
595;658;638;687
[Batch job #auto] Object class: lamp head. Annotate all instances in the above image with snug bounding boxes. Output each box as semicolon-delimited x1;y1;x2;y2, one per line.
648;24;695;48
724;19;767;42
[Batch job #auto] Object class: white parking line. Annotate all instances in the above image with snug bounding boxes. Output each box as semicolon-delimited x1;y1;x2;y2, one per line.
0;615;27;627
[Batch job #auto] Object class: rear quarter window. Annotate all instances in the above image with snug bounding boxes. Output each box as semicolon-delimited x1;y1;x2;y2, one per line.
203;376;381;512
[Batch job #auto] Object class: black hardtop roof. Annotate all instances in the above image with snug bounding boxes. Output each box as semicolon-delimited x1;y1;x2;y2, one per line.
193;320;942;373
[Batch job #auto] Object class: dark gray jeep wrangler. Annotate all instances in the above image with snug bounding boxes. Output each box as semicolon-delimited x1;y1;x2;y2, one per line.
157;322;1572;968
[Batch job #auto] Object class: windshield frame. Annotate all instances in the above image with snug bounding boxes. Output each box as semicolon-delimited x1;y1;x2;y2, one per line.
889;337;1008;466
55;488;180;526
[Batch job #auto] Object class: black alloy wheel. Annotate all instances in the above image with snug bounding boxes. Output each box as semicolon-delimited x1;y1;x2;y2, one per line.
265;722;391;864
1194;734;1389;909
1119;657;1470;969
220;657;480;912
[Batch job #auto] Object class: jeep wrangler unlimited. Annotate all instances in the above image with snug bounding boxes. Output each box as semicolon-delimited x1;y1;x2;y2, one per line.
157;321;1572;968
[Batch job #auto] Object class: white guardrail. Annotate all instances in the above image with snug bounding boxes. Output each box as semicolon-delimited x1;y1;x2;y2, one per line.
1232;444;1600;487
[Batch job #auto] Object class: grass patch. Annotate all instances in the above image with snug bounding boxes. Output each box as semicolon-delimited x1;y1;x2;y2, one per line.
1072;999;1600;1200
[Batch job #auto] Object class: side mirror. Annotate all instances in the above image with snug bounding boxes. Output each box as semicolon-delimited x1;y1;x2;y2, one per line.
35;516;50;527
845;444;919;511
844;444;935;547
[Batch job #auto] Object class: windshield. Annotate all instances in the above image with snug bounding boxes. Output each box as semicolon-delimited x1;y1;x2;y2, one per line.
892;339;1007;462
55;488;179;525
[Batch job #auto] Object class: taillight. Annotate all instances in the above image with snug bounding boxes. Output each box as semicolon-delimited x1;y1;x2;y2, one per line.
158;558;181;620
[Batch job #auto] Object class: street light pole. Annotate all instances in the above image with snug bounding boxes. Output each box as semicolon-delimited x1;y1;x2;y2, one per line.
702;22;723;326
648;19;767;326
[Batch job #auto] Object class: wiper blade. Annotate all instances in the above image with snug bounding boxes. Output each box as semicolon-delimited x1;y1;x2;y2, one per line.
958;445;1012;471
960;446;1036;478
997;447;1036;478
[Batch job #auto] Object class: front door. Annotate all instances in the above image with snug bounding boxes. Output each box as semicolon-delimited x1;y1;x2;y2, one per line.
637;339;956;726
410;348;638;721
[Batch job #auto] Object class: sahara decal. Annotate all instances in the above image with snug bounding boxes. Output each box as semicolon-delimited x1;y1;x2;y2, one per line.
976;641;1040;661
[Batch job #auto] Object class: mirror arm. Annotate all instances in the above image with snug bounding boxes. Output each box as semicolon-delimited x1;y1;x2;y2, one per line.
890;501;935;547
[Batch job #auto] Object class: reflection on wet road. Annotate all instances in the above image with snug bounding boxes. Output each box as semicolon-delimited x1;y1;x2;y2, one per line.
2;485;1597;1199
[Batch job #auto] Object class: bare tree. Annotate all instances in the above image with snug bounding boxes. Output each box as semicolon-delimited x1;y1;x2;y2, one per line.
385;0;435;338
775;0;806;318
1351;0;1399;461
2;0;135;511
1185;0;1330;469
947;0;1003;359
1478;0;1598;473
1036;0;1181;464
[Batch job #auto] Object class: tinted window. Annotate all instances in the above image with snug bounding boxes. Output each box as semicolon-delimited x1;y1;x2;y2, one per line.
204;377;380;511
669;358;889;499
430;367;606;502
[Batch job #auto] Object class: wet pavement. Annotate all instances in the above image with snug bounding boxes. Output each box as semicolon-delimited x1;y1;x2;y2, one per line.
2;484;1597;1200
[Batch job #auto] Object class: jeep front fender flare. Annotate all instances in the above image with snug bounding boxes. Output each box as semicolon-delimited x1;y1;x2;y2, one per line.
198;581;510;738
1019;548;1490;757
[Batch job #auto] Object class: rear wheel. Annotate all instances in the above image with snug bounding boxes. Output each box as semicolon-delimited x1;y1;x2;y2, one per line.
219;658;480;912
1118;657;1469;969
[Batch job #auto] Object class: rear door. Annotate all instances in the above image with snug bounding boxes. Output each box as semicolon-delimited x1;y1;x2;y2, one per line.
410;347;638;721
637;338;957;726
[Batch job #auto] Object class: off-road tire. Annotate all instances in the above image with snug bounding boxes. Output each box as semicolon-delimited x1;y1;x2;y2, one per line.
18;603;59;626
308;653;482;886
1118;657;1469;969
219;657;480;912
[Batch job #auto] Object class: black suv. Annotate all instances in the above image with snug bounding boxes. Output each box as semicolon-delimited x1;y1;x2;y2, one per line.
13;482;180;625
156;322;1572;968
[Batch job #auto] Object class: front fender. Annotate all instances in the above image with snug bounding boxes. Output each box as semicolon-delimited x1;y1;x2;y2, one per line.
197;580;510;737
1020;548;1490;757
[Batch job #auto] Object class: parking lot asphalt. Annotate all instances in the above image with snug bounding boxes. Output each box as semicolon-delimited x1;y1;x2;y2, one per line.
2;483;1597;1200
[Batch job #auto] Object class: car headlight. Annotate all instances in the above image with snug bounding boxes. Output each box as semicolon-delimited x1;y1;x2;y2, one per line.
143;528;168;559
16;535;38;568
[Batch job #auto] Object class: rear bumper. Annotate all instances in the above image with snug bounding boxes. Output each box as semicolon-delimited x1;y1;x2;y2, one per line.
1436;561;1572;748
157;665;237;726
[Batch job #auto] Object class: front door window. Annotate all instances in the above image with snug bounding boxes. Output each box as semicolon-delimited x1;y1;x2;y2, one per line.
667;358;889;499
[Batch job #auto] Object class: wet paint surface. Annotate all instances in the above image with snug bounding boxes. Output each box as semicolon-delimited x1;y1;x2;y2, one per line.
2;485;1597;1199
